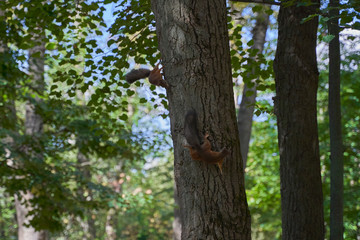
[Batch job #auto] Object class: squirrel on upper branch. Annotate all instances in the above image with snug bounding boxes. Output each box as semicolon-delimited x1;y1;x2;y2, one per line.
125;63;169;88
184;110;230;174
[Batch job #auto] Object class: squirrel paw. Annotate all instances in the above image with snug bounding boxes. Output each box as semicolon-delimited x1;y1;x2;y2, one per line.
149;63;169;88
217;161;223;175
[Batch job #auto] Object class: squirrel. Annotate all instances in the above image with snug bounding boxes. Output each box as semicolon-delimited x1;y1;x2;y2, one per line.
125;63;169;88
184;110;230;174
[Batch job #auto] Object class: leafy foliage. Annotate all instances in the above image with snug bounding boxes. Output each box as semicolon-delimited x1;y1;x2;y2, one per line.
229;11;274;93
246;117;281;239
0;0;170;234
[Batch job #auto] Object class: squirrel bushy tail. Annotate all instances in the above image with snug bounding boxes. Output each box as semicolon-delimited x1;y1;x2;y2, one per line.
124;64;169;88
125;69;151;84
183;110;230;174
184;110;202;149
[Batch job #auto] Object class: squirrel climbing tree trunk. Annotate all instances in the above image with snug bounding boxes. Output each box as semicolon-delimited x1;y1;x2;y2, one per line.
151;0;251;239
273;0;324;239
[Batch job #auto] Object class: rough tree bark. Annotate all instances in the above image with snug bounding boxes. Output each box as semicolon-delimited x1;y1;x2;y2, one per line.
273;1;324;239
15;36;47;240
151;0;251;239
328;0;343;238
237;8;269;168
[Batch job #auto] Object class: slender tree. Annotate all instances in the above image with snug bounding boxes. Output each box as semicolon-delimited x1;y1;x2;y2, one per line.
328;0;343;239
14;35;47;240
77;150;96;239
273;0;324;239
237;8;270;168
1;4;45;239
151;0;251;239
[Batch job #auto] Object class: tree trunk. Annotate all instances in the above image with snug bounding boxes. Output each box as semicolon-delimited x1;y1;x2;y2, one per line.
237;9;269;169
273;1;324;239
172;184;181;240
77;150;97;239
15;36;47;240
105;208;118;240
15;193;47;240
152;0;251;239
2;5;46;238
328;0;343;239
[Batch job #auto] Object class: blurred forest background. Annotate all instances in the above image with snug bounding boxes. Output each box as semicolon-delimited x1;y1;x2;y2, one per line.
0;0;359;239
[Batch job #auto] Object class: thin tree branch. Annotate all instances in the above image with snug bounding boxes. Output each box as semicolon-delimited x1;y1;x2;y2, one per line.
230;0;281;5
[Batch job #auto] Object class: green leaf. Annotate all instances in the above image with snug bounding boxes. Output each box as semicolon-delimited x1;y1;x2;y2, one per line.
301;14;318;24
119;114;128;121
245;90;254;97
66;79;74;85
68;91;75;97
265;8;274;15
252;5;262;13
17;55;26;61
80;85;88;93
68;69;77;76
126;89;135;96
114;90;122;97
103;86;110;93
31;51;42;58
50;85;58;91
46;42;57;50
83;71;92;77
19;42;32;50
107;39;117;47
257;84;266;91
270;84;276;91
75;78;82;84
323;35;335;43
340;15;353;25
161;99;168;109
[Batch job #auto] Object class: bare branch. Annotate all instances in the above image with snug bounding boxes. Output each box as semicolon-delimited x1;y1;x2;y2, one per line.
230;0;281;5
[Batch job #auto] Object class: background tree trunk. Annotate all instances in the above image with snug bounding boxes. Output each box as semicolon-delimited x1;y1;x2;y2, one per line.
273;1;324;239
15;35;47;240
15;193;47;240
172;184;181;240
105;208;118;240
328;0;343;239
152;0;251;239
77;150;96;240
237;8;269;169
